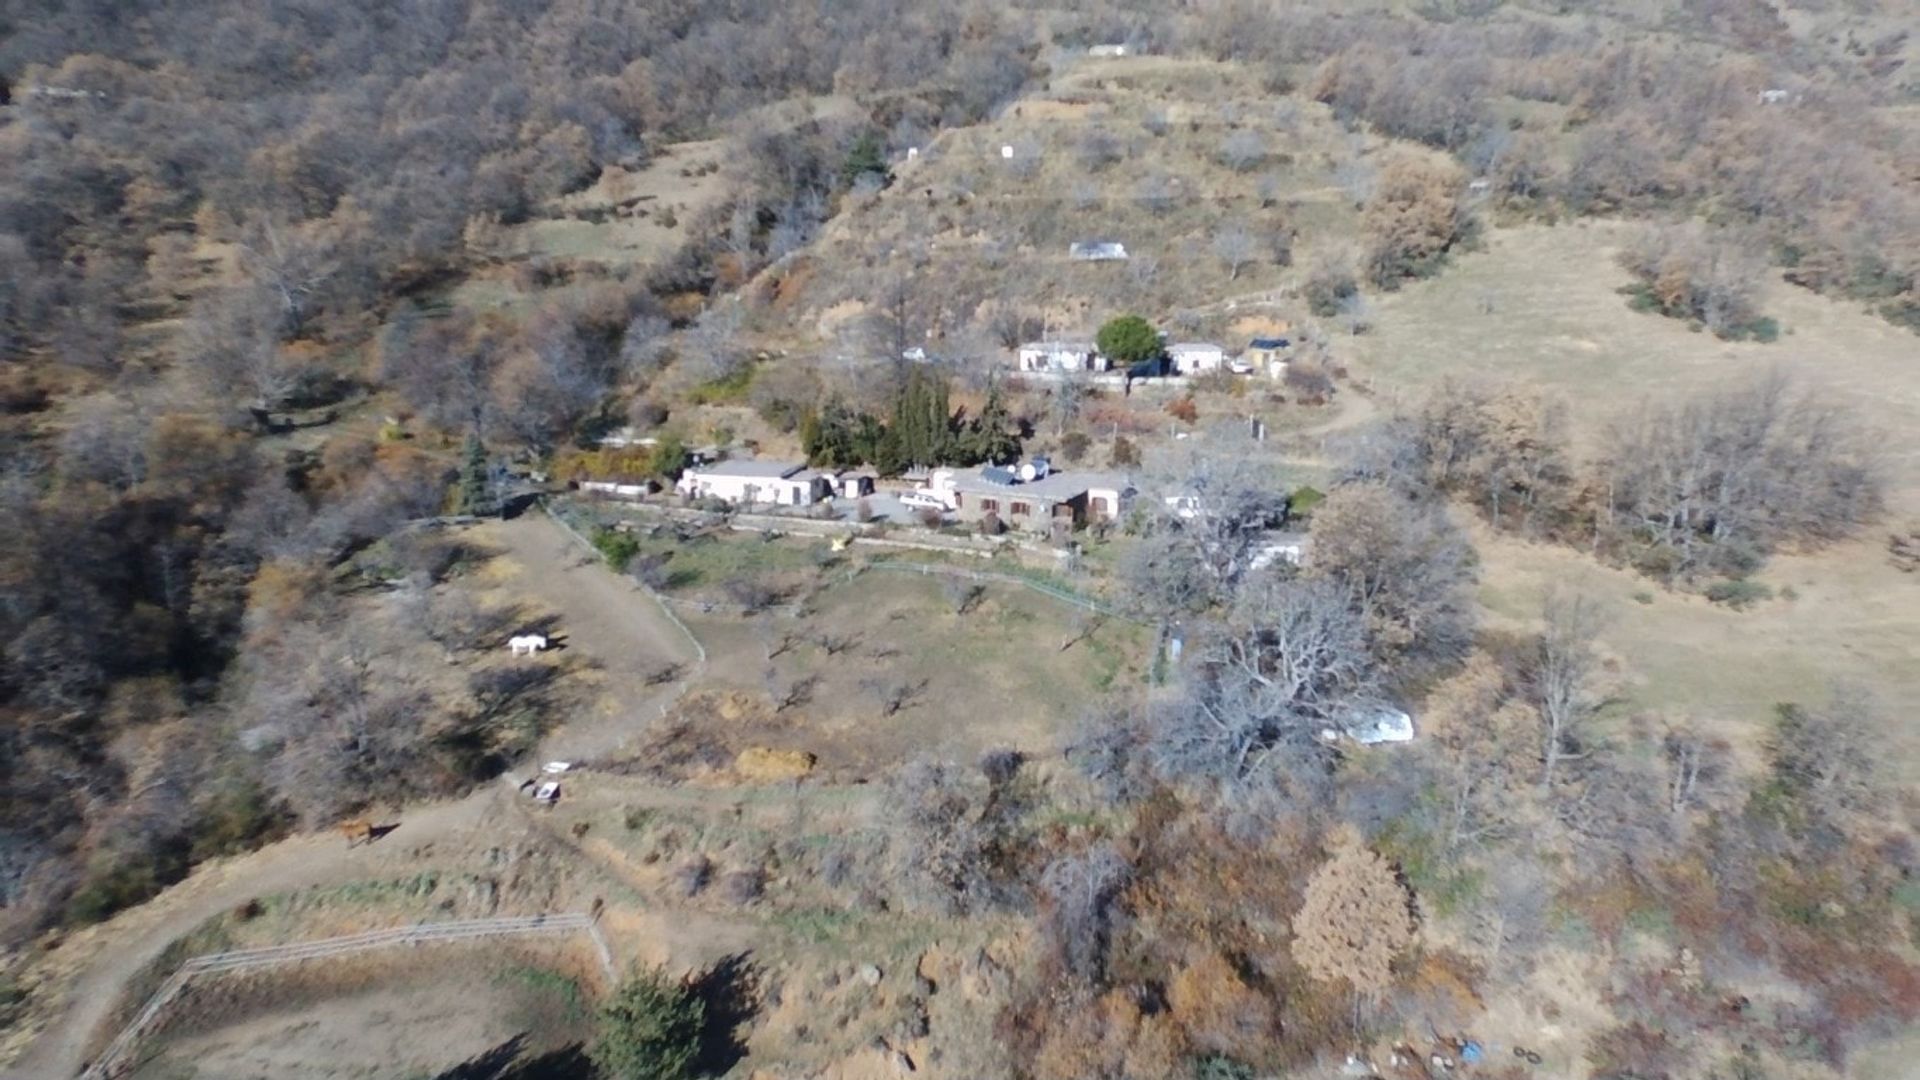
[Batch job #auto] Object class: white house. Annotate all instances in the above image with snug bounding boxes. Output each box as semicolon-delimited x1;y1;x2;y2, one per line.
1017;340;1108;373
1167;343;1227;375
675;460;829;506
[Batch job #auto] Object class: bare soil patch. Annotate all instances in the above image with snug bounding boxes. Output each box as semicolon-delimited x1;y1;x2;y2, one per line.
127;946;596;1080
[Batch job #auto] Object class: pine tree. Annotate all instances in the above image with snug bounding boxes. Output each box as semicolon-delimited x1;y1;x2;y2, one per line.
457;433;491;515
590;970;705;1080
966;377;1021;465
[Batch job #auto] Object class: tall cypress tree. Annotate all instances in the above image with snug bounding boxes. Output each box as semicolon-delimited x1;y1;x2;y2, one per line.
457;433;491;514
892;367;955;468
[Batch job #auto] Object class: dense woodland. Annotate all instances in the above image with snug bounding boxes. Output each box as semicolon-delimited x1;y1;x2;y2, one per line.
2;1;1918;1077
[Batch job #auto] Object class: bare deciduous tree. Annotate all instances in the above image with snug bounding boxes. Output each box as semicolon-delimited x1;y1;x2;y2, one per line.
1306;483;1476;667
1039;843;1132;984
1211;224;1258;281
1601;374;1882;580
1532;590;1604;790
1123;446;1293;614
1147;577;1376;784
1134;173;1175;215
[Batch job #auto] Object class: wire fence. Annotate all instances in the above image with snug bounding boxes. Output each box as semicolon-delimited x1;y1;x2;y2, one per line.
84;914;615;1080
544;501;706;664
860;561;1133;621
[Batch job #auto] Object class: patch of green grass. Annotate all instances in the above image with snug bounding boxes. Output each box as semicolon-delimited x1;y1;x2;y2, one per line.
772;907;864;945
1373;817;1485;918
686;364;757;406
493;965;588;1024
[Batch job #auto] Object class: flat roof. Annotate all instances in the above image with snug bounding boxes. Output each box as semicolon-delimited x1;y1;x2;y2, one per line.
948;469;1134;501
1019;340;1096;352
689;460;807;479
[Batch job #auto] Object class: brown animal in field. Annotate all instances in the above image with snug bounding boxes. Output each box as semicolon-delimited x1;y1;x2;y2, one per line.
339;818;374;847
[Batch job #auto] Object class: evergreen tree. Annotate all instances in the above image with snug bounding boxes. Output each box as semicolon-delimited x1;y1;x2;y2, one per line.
590;970;705;1080
891;367;955;468
457;433;492;514
1095;314;1163;368
806;399;858;468
842;130;888;187
964;377;1021;465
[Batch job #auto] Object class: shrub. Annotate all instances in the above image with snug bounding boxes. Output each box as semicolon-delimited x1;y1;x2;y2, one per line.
1166;397;1199;424
1192;1056;1255;1080
1060;430;1092;463
686;364;756;405
591;969;706;1080
671;855;712;897
1110;436;1140;468
189;775;290;861
719;866;764;905
1704;578;1772;609
593;528;642;571
1302;251;1360;317
67;845;187;926
1287;485;1325;520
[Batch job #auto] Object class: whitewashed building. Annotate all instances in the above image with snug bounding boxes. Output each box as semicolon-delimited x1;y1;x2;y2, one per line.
675;460;829;506
1167;343;1228;375
1017;340;1108;373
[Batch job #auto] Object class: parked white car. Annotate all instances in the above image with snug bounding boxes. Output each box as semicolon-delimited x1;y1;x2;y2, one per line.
899;490;950;511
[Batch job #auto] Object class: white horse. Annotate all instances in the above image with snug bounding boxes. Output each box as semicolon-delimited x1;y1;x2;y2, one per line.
508;634;549;656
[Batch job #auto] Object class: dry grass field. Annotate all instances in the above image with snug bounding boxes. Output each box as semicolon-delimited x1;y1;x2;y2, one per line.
1321;219;1920;782
675;565;1144;778
1345;220;1920;511
1472;525;1920;781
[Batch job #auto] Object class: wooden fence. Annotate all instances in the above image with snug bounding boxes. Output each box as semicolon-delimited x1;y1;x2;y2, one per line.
84;913;614;1080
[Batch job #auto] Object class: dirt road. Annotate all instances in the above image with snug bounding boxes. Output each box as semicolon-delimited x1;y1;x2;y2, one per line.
479;511;703;762
2;512;698;1080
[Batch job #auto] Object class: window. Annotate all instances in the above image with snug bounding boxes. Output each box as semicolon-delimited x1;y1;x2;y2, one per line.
1011;501;1031;516
980;498;998;512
